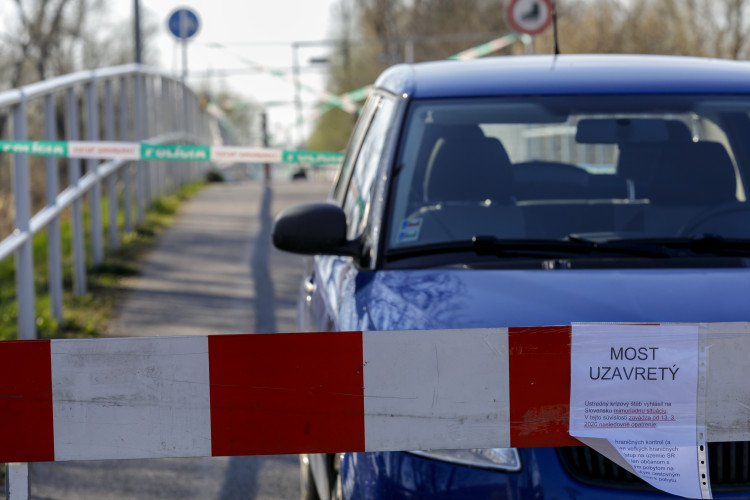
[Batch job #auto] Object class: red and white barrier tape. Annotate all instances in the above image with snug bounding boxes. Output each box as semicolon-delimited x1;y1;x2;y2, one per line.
0;324;747;465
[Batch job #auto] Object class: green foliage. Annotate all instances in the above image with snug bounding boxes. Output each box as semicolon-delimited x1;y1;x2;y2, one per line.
0;180;206;340
206;169;226;183
307;108;358;153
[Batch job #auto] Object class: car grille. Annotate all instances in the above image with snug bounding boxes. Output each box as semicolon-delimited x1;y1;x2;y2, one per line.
557;441;750;491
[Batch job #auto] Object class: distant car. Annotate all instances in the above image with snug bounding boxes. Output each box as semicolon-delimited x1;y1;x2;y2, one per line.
273;54;750;499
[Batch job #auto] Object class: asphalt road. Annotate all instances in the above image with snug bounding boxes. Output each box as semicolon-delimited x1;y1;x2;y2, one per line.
30;177;332;500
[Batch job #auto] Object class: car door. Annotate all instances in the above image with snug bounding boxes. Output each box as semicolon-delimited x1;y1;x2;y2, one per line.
299;93;397;333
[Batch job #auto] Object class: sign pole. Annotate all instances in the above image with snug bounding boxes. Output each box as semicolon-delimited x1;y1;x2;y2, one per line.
180;10;188;131
180;10;188;85
167;8;200;133
134;0;143;64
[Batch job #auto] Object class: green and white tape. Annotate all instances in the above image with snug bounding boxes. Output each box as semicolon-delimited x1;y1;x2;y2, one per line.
0;140;343;166
316;33;531;118
447;33;525;60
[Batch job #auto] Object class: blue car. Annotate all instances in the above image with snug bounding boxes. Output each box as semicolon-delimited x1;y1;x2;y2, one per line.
272;54;750;499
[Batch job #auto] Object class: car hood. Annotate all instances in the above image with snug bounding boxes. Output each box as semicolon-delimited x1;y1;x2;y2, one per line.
358;267;750;331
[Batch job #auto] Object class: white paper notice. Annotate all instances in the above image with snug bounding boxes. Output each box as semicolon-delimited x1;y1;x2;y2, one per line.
569;324;708;499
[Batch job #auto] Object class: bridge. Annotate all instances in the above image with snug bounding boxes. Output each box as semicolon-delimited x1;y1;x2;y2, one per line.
0;65;333;498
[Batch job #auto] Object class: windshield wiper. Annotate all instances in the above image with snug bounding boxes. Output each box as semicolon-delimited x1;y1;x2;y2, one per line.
565;234;672;258
386;237;585;262
595;234;750;257
384;234;750;265
385;234;750;263
385;235;671;262
473;235;602;256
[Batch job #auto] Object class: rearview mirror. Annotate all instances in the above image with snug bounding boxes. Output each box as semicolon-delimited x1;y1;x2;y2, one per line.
576;118;669;144
272;203;358;256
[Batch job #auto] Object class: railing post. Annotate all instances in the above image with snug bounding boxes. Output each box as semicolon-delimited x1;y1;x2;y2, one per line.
197;92;202;139
104;78;119;250
12;92;36;340
86;77;104;265
191;89;201;182
190;88;197;181
162;77;173;194
197;92;205;181
155;77;164;197
44;93;63;324
178;83;189;186
171;80;179;134
133;72;145;224
119;76;133;234
148;77;160;199
178;83;187;188
167;80;176;189
5;463;29;500
143;76;153;206
66;86;87;296
171;81;181;191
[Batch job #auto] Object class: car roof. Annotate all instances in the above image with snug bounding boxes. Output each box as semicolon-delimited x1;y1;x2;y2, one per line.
374;54;750;98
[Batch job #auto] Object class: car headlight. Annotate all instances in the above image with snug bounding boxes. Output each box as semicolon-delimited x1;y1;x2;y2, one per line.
408;448;522;472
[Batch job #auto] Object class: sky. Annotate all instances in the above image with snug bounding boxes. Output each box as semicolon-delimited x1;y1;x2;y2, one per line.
135;0;340;146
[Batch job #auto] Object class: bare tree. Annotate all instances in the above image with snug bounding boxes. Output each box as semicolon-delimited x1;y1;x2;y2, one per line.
310;0;750;152
539;0;750;59
0;0;159;91
713;0;750;59
3;0;87;89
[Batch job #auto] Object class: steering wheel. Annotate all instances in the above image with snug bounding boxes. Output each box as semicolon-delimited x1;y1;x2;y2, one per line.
678;202;750;237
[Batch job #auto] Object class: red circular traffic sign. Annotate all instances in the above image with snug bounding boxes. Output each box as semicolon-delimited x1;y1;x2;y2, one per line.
506;0;554;36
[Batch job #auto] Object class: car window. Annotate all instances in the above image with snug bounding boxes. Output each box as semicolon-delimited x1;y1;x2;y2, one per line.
342;95;396;240
331;96;379;204
388;95;750;251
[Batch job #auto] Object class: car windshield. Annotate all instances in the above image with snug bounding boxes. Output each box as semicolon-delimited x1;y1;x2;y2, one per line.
387;95;750;258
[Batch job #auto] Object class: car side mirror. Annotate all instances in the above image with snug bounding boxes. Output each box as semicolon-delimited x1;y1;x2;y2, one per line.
272;202;359;257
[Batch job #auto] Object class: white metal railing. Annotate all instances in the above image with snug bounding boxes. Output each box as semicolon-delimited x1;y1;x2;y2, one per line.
0;64;219;341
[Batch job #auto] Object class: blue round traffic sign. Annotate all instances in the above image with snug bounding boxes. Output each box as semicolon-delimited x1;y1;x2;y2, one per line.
168;8;200;39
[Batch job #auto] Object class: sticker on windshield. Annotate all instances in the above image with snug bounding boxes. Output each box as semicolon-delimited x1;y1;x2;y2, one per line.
397;218;423;243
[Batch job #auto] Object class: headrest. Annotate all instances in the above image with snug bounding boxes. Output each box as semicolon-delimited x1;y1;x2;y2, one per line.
425;127;514;203
649;141;736;205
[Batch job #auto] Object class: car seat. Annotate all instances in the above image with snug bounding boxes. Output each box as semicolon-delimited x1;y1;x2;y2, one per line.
648;141;736;206
424;126;515;204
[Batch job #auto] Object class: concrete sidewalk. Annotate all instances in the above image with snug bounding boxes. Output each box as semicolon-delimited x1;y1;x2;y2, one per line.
109;179;330;337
